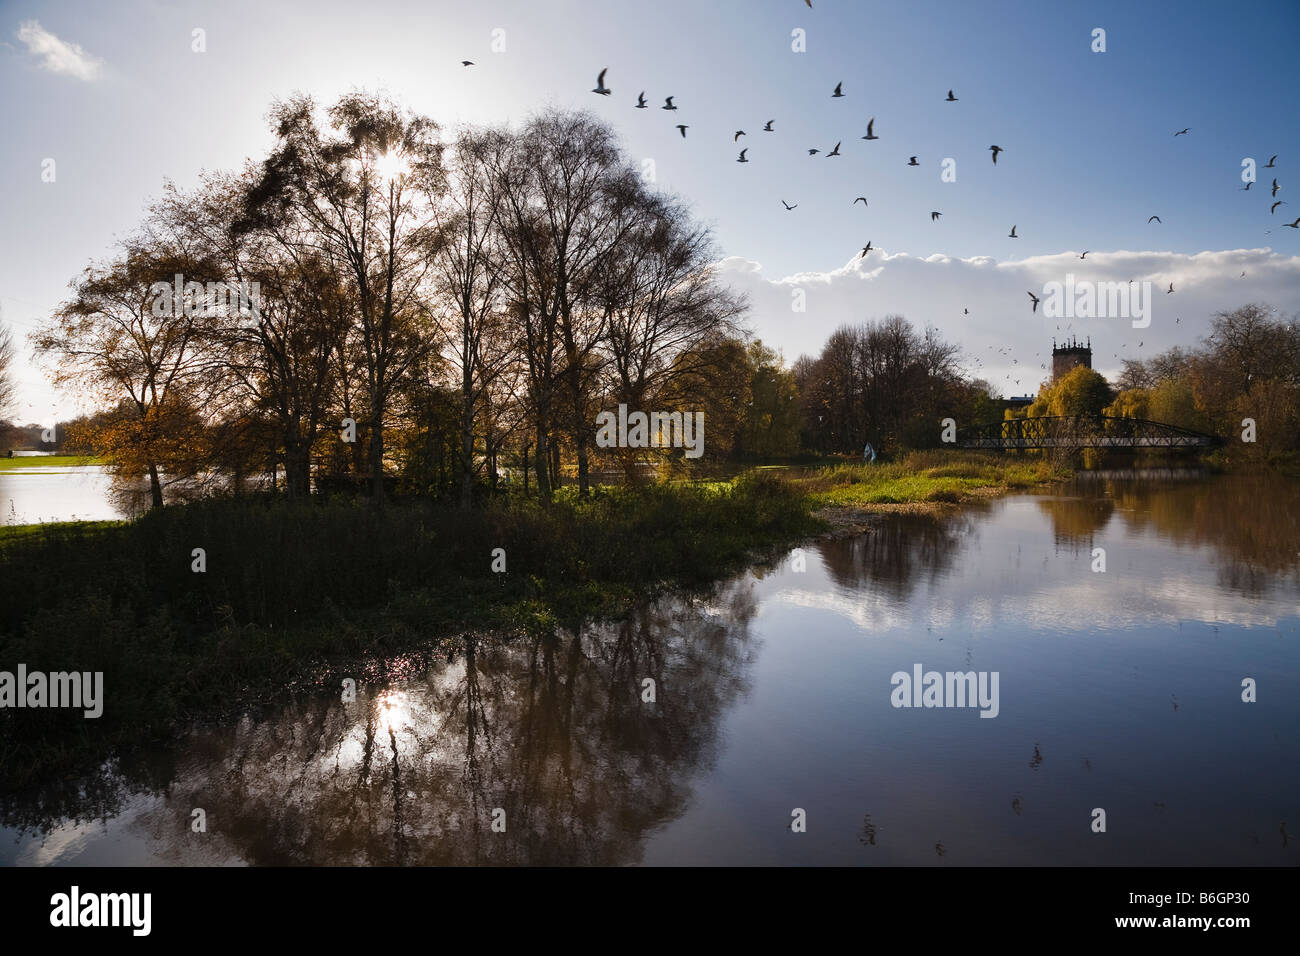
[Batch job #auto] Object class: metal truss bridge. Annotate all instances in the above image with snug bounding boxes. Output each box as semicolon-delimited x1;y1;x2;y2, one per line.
955;416;1220;450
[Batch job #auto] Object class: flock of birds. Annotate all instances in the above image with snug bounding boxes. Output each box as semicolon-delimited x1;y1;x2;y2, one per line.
541;55;1293;393
588;67;1012;264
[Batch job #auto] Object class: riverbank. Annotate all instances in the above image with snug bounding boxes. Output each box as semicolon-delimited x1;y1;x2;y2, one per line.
0;451;1065;796
0;455;104;471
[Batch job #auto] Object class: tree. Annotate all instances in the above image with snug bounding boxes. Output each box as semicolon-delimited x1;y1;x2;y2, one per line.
33;235;221;508
247;92;447;503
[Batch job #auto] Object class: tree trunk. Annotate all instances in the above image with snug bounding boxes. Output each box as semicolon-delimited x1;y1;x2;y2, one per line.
369;410;385;505
147;463;164;509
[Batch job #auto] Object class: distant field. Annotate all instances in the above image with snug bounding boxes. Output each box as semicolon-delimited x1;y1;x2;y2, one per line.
0;455;104;470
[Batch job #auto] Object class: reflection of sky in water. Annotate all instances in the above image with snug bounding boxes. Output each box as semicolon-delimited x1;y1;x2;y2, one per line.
0;467;127;524
3;474;1297;866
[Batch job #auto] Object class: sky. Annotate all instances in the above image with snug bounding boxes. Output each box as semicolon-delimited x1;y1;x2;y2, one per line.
2;0;1299;423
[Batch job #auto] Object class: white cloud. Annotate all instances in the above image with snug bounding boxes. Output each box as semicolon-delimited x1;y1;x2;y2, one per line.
16;20;103;81
717;248;1300;397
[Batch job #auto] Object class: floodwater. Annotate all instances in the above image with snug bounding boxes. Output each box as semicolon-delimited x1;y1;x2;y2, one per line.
0;464;127;524
1;470;1297;865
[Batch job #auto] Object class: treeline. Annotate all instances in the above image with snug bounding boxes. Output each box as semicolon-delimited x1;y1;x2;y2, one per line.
33;94;756;506
1009;304;1300;456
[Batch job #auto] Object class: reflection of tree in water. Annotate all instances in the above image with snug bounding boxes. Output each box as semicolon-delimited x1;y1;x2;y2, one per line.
17;579;759;864
817;511;978;600
1063;473;1300;596
1033;494;1115;548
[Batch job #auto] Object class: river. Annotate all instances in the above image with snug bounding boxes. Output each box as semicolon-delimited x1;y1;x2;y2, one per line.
1;469;1297;865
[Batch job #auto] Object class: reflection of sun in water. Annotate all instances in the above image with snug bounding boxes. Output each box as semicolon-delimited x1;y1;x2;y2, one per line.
376;690;411;734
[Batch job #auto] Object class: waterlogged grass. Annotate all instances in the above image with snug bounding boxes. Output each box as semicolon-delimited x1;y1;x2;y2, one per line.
793;451;1068;508
0;455;104;470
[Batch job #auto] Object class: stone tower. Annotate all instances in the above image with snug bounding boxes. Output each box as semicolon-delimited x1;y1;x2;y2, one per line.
1052;336;1092;382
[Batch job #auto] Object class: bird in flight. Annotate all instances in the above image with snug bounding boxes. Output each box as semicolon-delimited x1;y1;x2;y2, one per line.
946;89;958;102
592;68;611;95
1272;179;1281;197
737;148;749;163
734;130;746;141
807;148;820;155
1264;155;1278;168
675;125;688;138
908;156;919;166
461;60;474;67
989;145;1003;164
832;82;844;98
853;197;868;206
1284;217;1300;229
931;211;942;221
1174;128;1190;136
1148;215;1162;223
636;92;648;108
1079;251;1089;259
1167;282;1175;294
827;141;842;156
1027;291;1041;313
662;96;677;110
1008;225;1018;238
763;120;774;131
782;200;796;210
862;118;878;140
1242;181;1253;191
859;241;873;257
1272;200;1288;214
963;308;969;315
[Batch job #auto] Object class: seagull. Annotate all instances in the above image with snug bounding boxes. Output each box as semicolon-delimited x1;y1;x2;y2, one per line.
734;130;746;141
859;242;873;257
807;148;820;155
763;120;774;131
782;200;797;210
461;60;474;67
862;118;878;140
1272;178;1281;197
832;82;844;97
946;89;958;101
1167;282;1174;294
1284;217;1300;229
1008;225;1018;238
853;197;868;206
1272;200;1287;214
1027;291;1041;313
931;211;942;221
1148;215;1162;223
635;92;648;108
675;124;688;138
827;141;841;156
1174;128;1190;136
1079;251;1089;259
737;148;749;163
592;68;611;95
662;96;677;110
1265;155;1277;168
989;145;1003;164
907;156;919;166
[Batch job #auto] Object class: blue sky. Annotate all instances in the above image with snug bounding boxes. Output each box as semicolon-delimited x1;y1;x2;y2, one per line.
2;0;1299;419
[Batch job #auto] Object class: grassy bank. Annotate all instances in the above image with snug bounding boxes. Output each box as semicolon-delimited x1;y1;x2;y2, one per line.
792;450;1069;518
0;451;1064;792
0;455;104;470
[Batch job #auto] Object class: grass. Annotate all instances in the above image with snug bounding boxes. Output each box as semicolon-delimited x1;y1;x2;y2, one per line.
0;449;1066;795
0;455;104;471
791;451;1069;508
